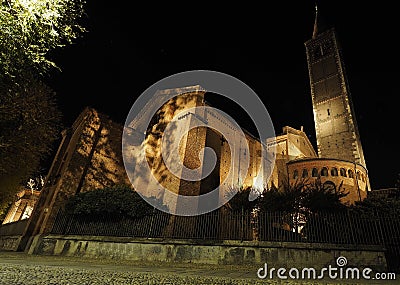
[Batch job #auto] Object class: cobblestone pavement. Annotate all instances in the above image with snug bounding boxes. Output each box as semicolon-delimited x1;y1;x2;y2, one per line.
0;251;398;285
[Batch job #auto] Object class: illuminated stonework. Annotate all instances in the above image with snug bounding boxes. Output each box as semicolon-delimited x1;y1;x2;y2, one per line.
266;126;318;188
287;158;368;205
8;13;373;242
304;27;367;169
303;15;371;201
2;189;40;225
19;108;132;237
123;87;270;214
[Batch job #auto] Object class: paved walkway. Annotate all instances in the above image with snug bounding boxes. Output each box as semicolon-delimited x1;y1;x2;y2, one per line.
0;251;398;284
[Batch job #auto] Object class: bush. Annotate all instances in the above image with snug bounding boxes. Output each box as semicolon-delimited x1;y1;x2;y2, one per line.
64;185;156;219
223;186;259;212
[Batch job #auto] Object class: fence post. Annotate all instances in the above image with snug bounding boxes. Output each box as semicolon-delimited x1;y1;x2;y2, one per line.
66;213;73;235
240;207;244;242
374;210;386;247
147;207;156;238
347;209;356;245
49;208;60;234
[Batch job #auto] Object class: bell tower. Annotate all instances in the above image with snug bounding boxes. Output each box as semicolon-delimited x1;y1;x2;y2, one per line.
304;5;366;168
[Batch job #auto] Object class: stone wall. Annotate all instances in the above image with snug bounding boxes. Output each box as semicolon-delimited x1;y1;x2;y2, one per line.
0;219;29;251
0;236;23;251
29;235;387;272
23;108;131;239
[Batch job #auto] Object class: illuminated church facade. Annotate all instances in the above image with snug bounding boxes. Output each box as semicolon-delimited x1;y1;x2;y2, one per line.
2;7;370;251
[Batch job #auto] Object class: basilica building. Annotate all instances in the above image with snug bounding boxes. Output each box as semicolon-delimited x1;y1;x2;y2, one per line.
2;7;371;253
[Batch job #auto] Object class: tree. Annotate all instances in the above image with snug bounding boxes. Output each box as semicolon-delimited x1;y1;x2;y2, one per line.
350;195;400;216
0;72;62;216
256;178;348;214
0;0;87;218
0;0;87;77
350;173;400;216
255;179;349;236
223;186;259;212
257;181;304;213
301;179;348;214
299;179;349;242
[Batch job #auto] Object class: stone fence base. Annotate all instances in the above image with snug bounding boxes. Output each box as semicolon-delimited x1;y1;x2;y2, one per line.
0;235;24;251
28;234;387;272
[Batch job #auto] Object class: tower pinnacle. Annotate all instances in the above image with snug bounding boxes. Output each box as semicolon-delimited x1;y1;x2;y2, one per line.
312;4;318;39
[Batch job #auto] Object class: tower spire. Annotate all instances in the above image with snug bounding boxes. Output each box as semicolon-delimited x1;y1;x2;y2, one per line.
312;3;318;39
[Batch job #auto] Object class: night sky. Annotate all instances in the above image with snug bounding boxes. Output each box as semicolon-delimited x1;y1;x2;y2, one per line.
44;1;399;190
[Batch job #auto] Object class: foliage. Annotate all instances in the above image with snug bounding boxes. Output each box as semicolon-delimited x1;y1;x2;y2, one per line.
0;174;20;222
349;175;400;215
0;0;87;210
0;71;62;198
0;200;12;222
223;178;348;215
64;185;165;219
223;186;259;212
0;0;87;77
269;179;348;242
301;179;348;213
350;195;400;216
257;182;303;213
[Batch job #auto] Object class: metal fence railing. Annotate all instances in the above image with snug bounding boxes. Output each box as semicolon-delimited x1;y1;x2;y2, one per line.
51;211;254;241
50;210;398;246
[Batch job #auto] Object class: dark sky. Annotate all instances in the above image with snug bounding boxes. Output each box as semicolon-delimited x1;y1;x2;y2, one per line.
44;1;399;190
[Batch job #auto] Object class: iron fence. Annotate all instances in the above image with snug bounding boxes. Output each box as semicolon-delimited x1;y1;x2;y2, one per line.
50;210;398;246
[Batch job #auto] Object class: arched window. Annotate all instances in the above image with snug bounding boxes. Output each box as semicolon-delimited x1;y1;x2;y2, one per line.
340;168;347;177
356;171;361;180
302;169;308;178
293;170;298;179
330;167;338;176
312;168;318;177
361;174;365;182
321;167;328;176
348;169;354;178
